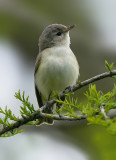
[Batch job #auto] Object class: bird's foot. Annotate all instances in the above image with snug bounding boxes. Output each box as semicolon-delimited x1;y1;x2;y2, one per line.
45;101;53;113
65;86;73;92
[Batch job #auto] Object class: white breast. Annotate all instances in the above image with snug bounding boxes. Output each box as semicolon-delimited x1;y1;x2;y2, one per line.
35;46;79;102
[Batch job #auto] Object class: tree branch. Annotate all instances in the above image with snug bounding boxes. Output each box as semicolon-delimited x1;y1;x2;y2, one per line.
61;70;116;95
0;108;87;135
0;70;116;136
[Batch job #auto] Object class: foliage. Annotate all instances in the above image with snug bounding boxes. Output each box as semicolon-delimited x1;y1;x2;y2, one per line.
105;60;114;72
0;91;39;137
0;61;116;137
55;84;116;135
0;84;116;137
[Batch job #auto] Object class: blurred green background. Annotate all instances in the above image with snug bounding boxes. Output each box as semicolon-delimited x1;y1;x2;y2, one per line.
0;0;116;160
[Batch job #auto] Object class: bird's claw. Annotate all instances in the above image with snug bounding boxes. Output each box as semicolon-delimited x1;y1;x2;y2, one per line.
65;86;73;92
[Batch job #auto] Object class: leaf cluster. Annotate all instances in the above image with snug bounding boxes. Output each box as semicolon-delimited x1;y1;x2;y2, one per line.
0;90;37;137
0;105;22;137
55;84;116;135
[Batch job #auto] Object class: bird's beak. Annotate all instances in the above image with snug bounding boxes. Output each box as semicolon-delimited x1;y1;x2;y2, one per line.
63;24;75;32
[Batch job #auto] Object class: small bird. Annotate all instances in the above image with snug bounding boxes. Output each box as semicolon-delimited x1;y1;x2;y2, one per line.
34;24;79;124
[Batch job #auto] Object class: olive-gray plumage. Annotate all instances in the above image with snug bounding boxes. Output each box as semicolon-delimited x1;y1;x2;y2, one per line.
34;24;79;124
39;24;74;52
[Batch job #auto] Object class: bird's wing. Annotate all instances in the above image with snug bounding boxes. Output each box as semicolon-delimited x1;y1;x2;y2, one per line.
34;52;42;75
34;52;43;107
35;84;43;107
74;55;80;83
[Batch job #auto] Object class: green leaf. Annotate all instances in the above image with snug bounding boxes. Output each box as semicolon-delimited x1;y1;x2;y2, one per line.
105;60;114;72
112;75;116;78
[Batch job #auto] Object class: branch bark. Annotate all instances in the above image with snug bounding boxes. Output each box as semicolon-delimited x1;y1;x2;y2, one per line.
0;70;116;136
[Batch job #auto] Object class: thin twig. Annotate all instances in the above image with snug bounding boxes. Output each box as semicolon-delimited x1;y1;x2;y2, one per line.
39;112;87;121
0;70;116;136
100;104;108;120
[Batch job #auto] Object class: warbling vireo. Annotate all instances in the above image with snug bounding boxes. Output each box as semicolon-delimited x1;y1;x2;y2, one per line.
34;24;79;124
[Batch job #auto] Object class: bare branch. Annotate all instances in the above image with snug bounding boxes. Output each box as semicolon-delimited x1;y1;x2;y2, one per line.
61;70;116;95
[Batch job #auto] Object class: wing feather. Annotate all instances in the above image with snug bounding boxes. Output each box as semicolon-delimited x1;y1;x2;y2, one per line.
35;85;43;107
34;52;43;107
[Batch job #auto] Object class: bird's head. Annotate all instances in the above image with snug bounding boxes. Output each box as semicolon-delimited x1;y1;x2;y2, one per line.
39;24;75;52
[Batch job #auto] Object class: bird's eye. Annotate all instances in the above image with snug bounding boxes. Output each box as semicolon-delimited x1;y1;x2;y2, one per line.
56;32;62;36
